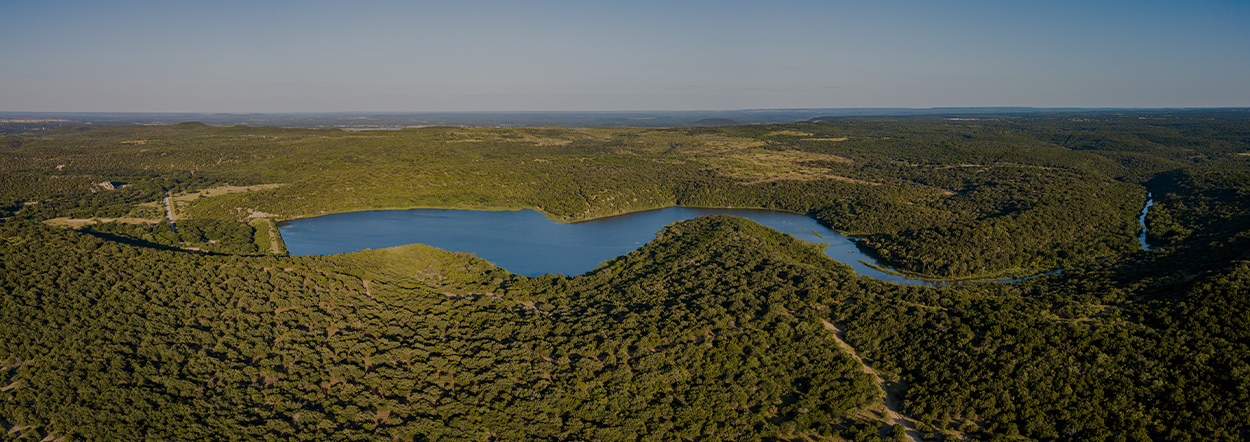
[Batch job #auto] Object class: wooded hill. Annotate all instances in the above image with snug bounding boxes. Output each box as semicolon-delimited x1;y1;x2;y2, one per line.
1;111;1249;440
10;113;1242;279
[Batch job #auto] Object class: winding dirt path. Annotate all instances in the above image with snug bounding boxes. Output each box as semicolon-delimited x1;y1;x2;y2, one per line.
823;319;923;442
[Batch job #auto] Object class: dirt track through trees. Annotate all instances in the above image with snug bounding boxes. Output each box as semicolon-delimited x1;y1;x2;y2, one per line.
163;189;179;240
823;319;922;442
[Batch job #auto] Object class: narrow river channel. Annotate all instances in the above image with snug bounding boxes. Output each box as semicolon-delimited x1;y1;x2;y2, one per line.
1138;192;1154;251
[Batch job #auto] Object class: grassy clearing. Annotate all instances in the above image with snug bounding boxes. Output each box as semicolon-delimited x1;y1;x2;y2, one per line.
700;149;858;184
266;218;287;254
171;183;285;202
766;130;814;137
802;137;850;142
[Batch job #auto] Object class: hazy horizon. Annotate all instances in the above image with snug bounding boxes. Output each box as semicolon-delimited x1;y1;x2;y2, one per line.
3;0;1248;112
10;108;1250;131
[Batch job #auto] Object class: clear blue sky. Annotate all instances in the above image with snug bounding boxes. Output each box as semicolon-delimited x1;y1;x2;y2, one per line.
2;0;1247;112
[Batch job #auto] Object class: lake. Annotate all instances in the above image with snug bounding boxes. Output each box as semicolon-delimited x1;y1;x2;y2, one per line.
279;207;937;284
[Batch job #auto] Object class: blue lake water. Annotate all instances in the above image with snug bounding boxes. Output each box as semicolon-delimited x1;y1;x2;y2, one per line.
279;207;936;284
1138;193;1154;251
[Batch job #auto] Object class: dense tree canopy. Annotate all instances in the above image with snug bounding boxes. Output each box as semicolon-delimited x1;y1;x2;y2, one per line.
2;111;1249;440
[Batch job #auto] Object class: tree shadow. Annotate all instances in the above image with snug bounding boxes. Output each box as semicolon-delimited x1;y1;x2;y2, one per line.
79;229;224;256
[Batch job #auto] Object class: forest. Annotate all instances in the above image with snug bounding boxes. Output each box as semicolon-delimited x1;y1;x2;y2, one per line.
1;110;1248;441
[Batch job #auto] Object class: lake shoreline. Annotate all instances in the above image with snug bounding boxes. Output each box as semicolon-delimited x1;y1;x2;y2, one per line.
278;206;1056;286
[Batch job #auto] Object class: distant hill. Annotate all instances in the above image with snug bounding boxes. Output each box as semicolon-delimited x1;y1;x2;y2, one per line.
693;118;740;126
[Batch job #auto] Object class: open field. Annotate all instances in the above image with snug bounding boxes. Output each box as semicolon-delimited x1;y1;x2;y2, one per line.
170;183;285;202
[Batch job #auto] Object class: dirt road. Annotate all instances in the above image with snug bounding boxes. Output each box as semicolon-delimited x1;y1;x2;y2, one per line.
163;189;179;239
823;319;923;442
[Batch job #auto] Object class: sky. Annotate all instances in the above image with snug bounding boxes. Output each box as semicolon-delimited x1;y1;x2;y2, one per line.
2;0;1248;112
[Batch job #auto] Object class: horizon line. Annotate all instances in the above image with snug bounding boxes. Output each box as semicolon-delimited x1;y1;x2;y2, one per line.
5;106;1250;115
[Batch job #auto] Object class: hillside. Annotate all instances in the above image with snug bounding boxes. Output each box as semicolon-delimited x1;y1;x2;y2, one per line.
10;113;1239;279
